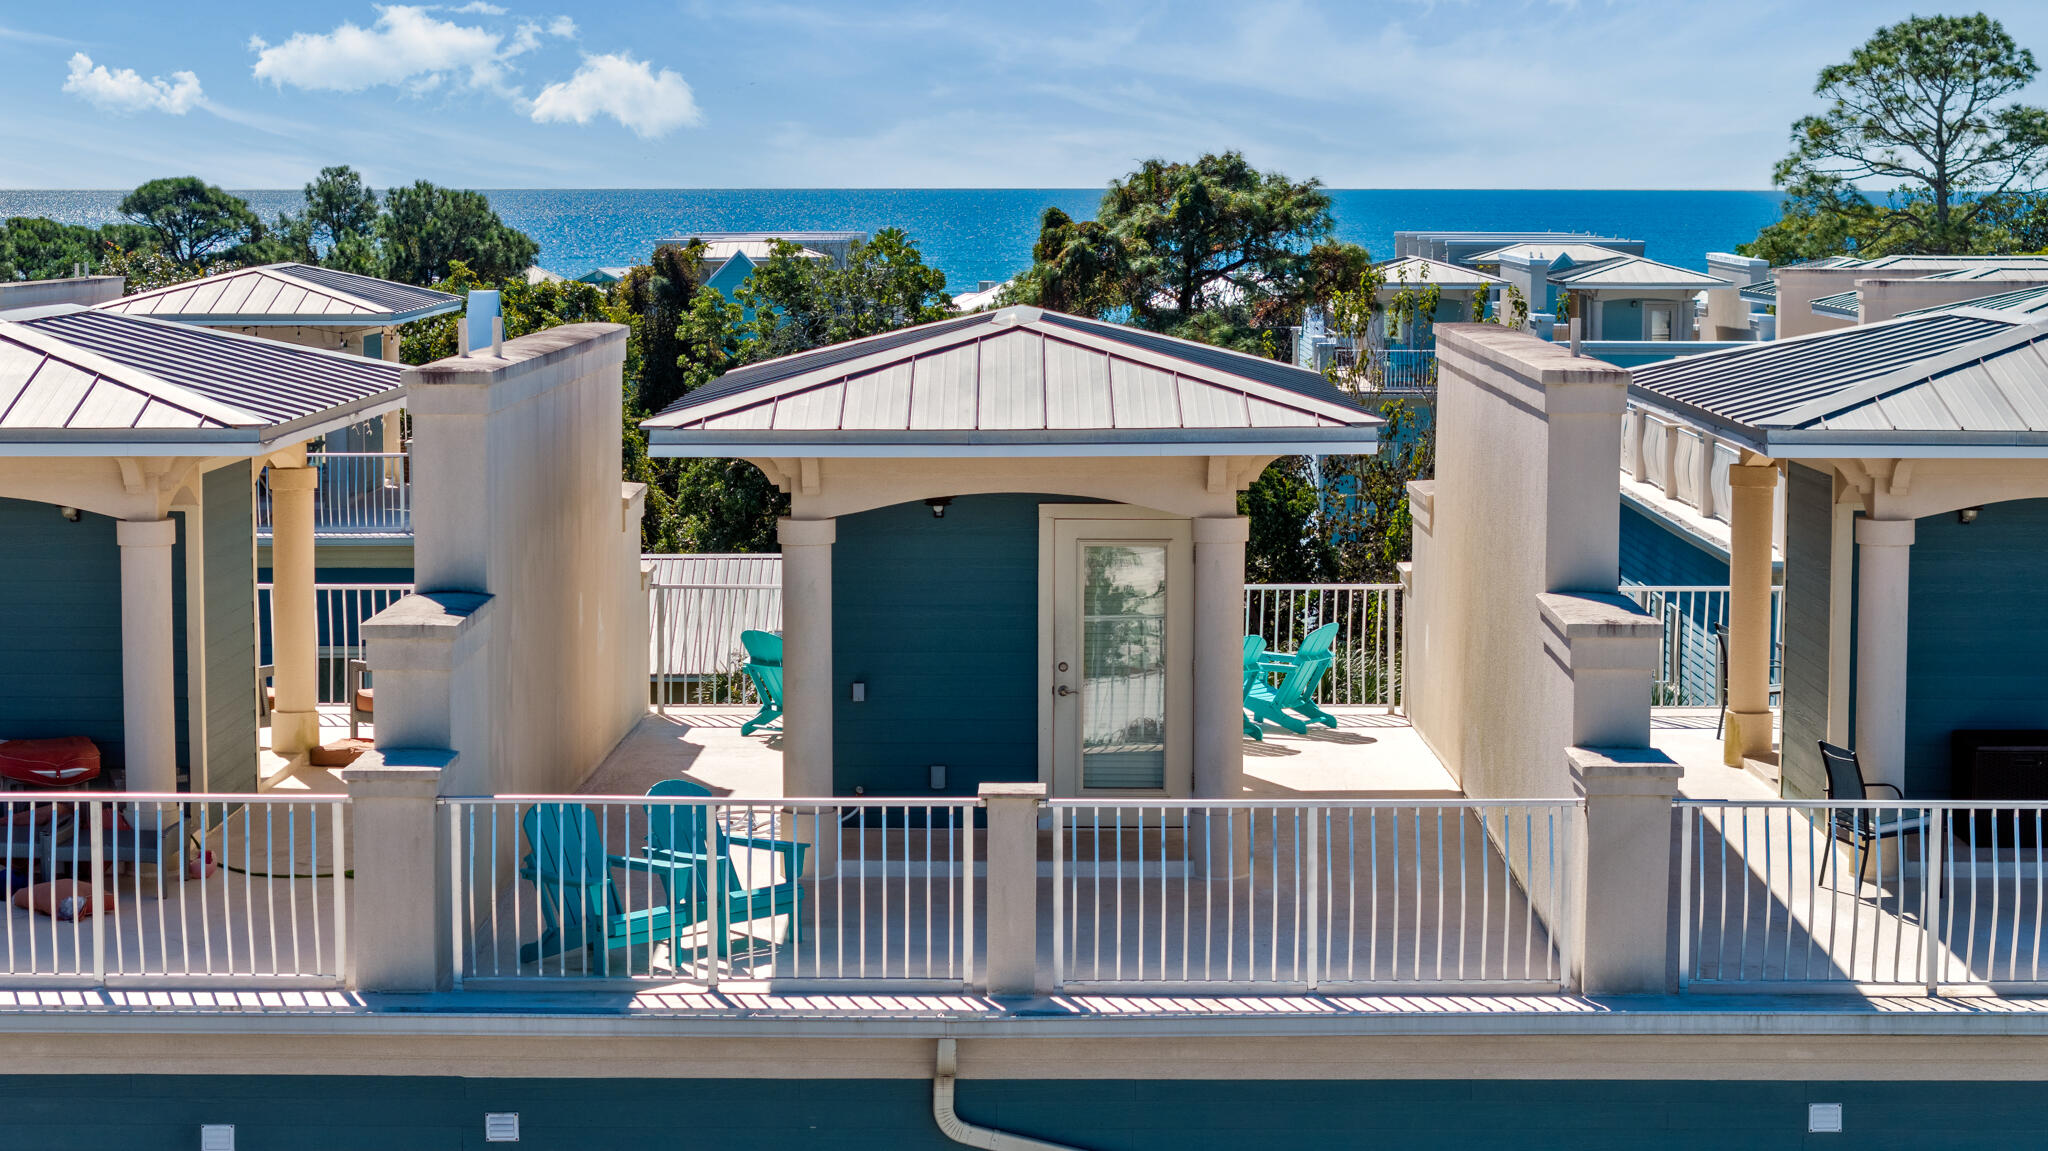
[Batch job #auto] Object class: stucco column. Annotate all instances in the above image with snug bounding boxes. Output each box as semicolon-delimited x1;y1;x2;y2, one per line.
1192;515;1249;799
1855;517;1915;794
117;518;179;793
342;750;452;991
778;517;835;799
267;460;321;755
1722;462;1778;766
979;781;1046;995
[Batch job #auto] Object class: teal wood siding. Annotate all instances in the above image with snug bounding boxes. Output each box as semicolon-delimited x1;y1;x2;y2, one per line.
0;498;126;760
0;498;187;776
1620;503;1728;588
5;1075;2047;1149
204;463;258;793
1780;464;1833;799
832;494;1047;796
1906;498;2048;796
1600;298;1644;340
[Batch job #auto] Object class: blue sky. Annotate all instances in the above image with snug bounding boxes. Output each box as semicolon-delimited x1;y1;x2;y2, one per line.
5;1;2048;190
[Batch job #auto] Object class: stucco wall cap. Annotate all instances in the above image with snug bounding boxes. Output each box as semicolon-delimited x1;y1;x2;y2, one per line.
1569;746;1683;797
1437;323;1633;390
404;323;627;387
360;591;494;641
979;782;1049;800
1537;592;1663;639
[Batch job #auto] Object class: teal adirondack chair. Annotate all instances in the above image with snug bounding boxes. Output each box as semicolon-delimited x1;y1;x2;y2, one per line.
1245;622;1341;735
641;779;808;960
1242;635;1268;741
739;630;784;737
517;803;696;976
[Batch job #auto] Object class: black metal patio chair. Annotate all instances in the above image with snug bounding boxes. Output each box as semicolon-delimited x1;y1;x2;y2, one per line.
1816;740;1930;886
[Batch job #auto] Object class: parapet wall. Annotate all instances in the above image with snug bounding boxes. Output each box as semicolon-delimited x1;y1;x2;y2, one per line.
376;323;645;794
1407;324;1647;800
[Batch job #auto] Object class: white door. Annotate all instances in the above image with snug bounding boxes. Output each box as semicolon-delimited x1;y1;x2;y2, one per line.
1645;301;1676;341
1041;511;1192;797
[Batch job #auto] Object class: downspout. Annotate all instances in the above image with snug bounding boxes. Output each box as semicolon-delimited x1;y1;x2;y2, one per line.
933;1039;1089;1151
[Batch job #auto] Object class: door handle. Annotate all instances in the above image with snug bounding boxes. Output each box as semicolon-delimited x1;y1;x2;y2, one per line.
1055;685;1075;697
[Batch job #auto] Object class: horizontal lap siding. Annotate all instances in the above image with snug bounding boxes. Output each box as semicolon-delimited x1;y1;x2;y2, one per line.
833;494;1048;796
204;462;258;793
0;497;127;763
1907;498;2048;796
1780;463;1832;799
4;1075;2048;1148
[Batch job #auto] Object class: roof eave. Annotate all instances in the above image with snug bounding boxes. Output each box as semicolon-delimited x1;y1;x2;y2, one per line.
645;426;1380;458
0;387;407;457
146;299;462;328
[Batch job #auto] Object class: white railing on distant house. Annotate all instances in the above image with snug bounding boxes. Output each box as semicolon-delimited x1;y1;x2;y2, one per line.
1378;348;1436;393
257;451;411;536
444;795;980;988
0;793;346;985
1679;801;2048;992
1621;585;1784;709
258;582;413;704
1243;584;1403;709
1050;799;1576;990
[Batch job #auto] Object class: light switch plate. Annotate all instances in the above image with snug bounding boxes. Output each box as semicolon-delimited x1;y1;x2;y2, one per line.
851;681;866;702
930;764;946;790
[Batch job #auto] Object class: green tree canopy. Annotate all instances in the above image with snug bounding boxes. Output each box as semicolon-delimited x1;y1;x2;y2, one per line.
0;217;150;281
379;181;539;285
1009;152;1367;354
734;228;953;359
118;177;258;265
1746;13;2048;260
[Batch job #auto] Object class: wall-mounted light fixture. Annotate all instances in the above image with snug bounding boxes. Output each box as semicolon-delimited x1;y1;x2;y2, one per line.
1959;506;1981;525
57;506;81;523
925;496;954;519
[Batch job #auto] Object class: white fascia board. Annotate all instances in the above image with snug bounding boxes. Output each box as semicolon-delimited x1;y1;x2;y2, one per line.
1761;433;2048;459
646;428;1379;459
158;300;461;327
0;391;405;457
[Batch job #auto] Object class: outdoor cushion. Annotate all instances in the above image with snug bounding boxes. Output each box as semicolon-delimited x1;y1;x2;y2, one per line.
0;737;100;787
12;879;110;920
354;688;375;714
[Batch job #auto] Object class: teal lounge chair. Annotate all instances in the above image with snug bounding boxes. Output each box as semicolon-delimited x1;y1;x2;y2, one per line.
739;630;784;737
517;803;696;976
640;779;808;960
1246;622;1341;735
1241;635;1268;741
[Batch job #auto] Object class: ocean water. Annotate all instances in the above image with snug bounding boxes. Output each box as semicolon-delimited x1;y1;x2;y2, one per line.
0;188;1783;292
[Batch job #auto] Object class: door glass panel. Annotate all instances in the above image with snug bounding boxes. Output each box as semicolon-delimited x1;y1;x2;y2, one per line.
1081;544;1167;789
1647;304;1674;341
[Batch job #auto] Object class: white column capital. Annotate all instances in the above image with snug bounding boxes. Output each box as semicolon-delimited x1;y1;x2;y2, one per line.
778;516;836;547
1191;515;1250;545
1856;517;1916;548
116;518;177;548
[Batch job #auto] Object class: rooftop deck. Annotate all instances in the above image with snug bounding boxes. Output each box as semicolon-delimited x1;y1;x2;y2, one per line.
12;707;2048;1021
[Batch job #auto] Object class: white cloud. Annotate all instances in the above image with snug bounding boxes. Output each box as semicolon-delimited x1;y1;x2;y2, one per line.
62;53;203;114
250;6;534;94
529;53;700;138
547;16;577;38
451;1;507;13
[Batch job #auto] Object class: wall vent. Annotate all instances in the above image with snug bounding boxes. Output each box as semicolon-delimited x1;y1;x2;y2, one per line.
485;1113;521;1142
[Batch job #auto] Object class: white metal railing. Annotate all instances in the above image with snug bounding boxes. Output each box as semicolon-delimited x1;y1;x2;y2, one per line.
1621;585;1784;708
1243;584;1403;708
256;451;411;536
444;795;980;987
0;793;346;985
1680;801;2048;991
1049;799;1576;990
649;581;781;707
640;575;1405;711
1379;347;1436;392
258;582;414;704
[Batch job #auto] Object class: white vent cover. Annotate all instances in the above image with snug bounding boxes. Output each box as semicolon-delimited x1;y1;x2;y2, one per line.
200;1126;236;1151
485;1112;521;1142
1808;1103;1843;1134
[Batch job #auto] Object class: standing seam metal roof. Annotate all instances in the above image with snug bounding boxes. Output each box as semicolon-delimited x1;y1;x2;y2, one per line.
7;309;403;428
1899;284;2048;319
1629;312;2020;426
1771;322;2048;433
643;306;1376;435
98;263;460;322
